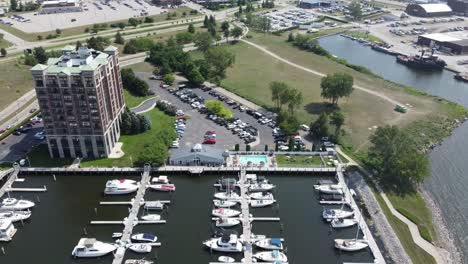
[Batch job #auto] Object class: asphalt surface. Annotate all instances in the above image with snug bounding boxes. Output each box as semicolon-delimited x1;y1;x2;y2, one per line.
136;72;276;151
0;122;44;163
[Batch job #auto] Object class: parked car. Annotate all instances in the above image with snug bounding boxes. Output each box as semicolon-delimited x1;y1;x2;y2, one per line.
203;138;216;144
278;145;289;151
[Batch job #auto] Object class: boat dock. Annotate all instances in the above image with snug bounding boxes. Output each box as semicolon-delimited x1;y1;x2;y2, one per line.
99;200;171;206
337;165;385;264
211;217;280;222
90;220;166;225
0;167;19;198
112;165;152;264
6;186;47;192
239;168;254;264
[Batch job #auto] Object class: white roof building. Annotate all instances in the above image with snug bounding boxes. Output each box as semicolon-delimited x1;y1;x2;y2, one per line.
419;3;452;13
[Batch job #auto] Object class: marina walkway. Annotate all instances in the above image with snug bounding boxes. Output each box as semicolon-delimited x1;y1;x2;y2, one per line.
239;169;253;264
0;167;19;198
112;165;151;264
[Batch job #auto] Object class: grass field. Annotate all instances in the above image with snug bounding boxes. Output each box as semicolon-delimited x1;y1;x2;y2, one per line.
0;37;12;49
0;60;33;110
275;154;323;167
345;31;383;42
123;89;154;109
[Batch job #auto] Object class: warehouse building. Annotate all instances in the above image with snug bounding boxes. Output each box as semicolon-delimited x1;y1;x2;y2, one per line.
39;0;82;14
298;0;331;9
405;3;452;17
448;0;468;15
418;33;468;54
169;144;228;166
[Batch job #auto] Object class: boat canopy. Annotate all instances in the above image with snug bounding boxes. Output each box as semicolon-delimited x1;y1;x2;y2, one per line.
143;233;156;240
270;238;282;246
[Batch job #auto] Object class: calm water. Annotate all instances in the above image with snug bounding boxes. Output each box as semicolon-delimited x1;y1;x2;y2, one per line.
0;174;373;264
319;35;468;262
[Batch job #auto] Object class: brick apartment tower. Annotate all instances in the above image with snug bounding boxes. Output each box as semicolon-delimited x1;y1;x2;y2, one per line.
31;45;125;159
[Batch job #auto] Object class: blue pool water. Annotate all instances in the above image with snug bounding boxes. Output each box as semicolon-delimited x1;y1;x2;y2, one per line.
239;155;268;165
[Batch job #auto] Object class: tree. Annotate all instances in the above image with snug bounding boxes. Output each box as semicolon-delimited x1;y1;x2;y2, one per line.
203;16;209;28
205;100;233;119
175;32;194;45
207;23;217;38
348;0;363;20
368;126;429;192
286;88;303;115
194;32;213;53
136;141;168;166
246;144;251;151
118;22;126;30
186;67;205;86
163;74;175;85
33;47;48;64
269;81;288;110
0;48;6;57
24;54;38;66
223;28;230;42
320;73;354;105
114;32;125;44
310;113;329;140
238;5;243;14
187;23;196;34
287;32;295;42
121;68;149;96
123;41;138;54
231;27;243;39
144;17;154;23
128;18;139;27
75;40;82;49
330;111;345;138
55;28;62;35
277;111;300;135
221;21;230;32
204;46;235;78
209;15;216;26
86;36;110;51
10;0;17;11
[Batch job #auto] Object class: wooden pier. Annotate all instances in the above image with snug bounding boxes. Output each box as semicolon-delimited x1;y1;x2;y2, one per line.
0;167;19;198
238;169;254;264
6;186;47;192
99;200;171;206
90;220;166;225
112;165;152;264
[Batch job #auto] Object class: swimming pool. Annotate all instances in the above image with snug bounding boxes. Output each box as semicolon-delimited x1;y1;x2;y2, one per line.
239;155;268;165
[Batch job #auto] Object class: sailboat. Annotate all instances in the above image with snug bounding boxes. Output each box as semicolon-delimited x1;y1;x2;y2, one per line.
334;212;369;251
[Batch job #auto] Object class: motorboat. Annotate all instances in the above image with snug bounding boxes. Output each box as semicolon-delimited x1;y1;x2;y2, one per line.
240;233;266;243
216;217;241;227
149;184;176;192
71;238;116;258
249;192;274;200
141;214;161;221
322;208;354;221
248;183;275;192
214;199;237;208
254;250;288;262
0;220;16;242
254;238;283;250
128;244;152;253
212;208;241;218
0;198;35;211
334;239;369;251
125;260;154;264
314;184;343;195
151;175;169;184
104;179;139;195
203;234;243;252
0;211;31;222
112;232;123;238
331;218;358;228
218;256;235;263
250;199;276;208
131;233;158;243
144;201;164;210
214;192;240;200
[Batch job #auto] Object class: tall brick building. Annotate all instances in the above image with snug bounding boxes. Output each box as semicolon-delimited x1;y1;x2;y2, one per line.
31;45;125;159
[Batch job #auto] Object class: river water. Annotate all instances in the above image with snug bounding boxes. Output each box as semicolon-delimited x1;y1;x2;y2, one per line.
0;174;373;264
318;35;468;263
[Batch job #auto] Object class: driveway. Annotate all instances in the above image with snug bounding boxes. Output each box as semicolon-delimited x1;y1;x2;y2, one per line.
0;123;44;163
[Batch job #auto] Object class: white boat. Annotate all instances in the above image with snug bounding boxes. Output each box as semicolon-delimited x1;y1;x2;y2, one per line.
125;260;154;264
203;234;243;252
71;238;116;258
104;179;139;195
131;233;158;243
218;256;235;263
149;184;176;192
151;175;169;184
144;201;164;210
0;198;35;211
254;238;283;250
216;217;240;227
0;220;16;242
249;192;274;200
112;232;122;238
250;199;276;208
314;184;343;195
214;192;240;200
212;208;241;218
334;239;369;251
240;233;266;243
254;250;288;262
331;218;358;228
322;208;354;221
214;199;237;208
128;244;152;253
0;211;31;222
248;183;275;192
141;214;161;221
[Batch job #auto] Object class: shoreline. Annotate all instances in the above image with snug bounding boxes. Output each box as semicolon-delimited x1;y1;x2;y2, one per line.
421;187;464;264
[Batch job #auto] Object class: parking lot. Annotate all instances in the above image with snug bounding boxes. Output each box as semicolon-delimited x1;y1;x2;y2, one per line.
137;72;277;151
0;120;44;163
261;8;316;31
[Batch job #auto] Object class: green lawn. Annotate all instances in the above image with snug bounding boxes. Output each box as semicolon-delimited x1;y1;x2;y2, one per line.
80;109;174;167
275;154;323;167
345;31;383;42
0;38;12;49
0;60;33;110
123;61;155;73
123;89;155;109
27;144;74;167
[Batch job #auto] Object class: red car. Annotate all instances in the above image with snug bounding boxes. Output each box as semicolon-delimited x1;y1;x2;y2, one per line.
203;138;216;144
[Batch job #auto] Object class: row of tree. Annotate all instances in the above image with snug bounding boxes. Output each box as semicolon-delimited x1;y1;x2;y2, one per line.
121;108;152;135
121;68;149;96
269;81;303;115
23;47;61;66
205;100;234;119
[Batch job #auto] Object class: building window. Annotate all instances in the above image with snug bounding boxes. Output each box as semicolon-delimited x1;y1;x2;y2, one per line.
35;78;44;87
82;122;90;127
85;77;94;87
59;77;68;87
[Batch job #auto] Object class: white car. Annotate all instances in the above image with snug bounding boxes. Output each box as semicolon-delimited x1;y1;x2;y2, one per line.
300;124;310;131
170;143;179;148
278;145;289;151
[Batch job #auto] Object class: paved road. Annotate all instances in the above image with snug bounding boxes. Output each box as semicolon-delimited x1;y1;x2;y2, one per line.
0;123;44;163
130;97;158;114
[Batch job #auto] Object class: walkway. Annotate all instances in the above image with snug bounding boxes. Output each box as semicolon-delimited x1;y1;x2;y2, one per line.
238;168;253;264
130;96;158;114
0;167;19;198
335;147;444;264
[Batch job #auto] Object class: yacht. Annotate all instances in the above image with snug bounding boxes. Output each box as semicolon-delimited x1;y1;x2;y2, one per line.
149;183;176;192
144;201;164;210
214;199;237;208
322;208;354;221
250;199;276;208
141;214;161;221
216;217;241;227
131;233;158;243
218;256;235;263
128;244;152;253
203;234;243;252
254;238;283;250
313;184;343;195
104;179;139;195
71;238;117;258
248;183;275;192
254;250;288;262
0;211;31;222
112;232;123;238
334;239;369;251
151;175;169;184
249;192;274;200
125;260;154;264
0;198;35;211
240;233;266;243
212;208;241;218
214;192;240;200
0;220;17;241
331;218;358;228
